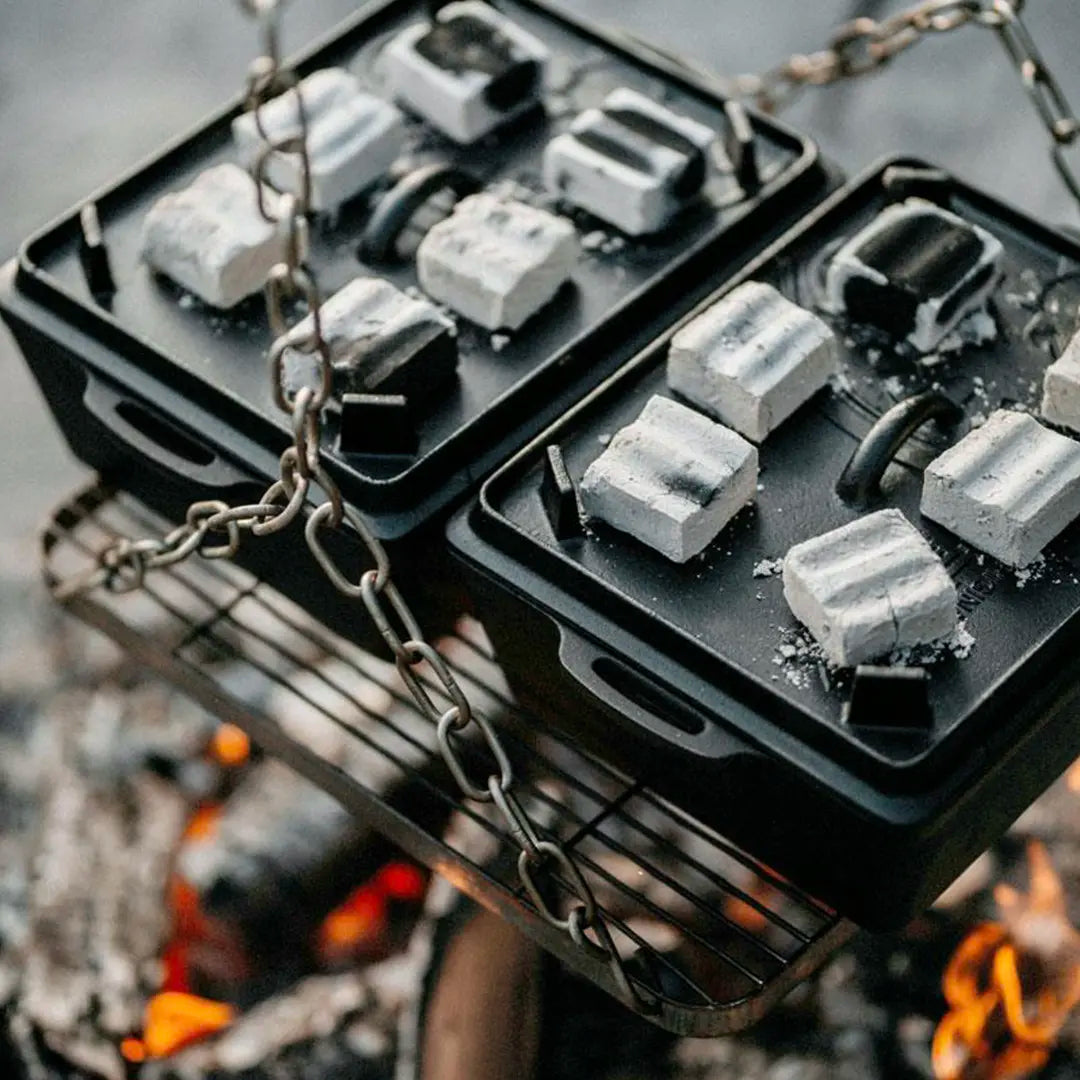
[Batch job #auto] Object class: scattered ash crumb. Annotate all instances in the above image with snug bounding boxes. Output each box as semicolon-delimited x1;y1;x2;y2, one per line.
830;370;856;395
883;375;906;398
752;557;784;579
918;309;998;367
177;292;196;310
597;432;611;447
949;623;976;659
772;629;829;689
1014;556;1047;589
601;235;626;255
485;177;544;206
889;620;976;665
490;333;510;353
1004;288;1039;308
774;619;976;693
581;230;607;252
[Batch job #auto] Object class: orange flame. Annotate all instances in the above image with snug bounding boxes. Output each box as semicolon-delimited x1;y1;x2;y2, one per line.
932;840;1080;1080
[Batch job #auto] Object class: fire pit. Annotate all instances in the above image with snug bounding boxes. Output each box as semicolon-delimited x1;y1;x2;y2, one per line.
0;480;1076;1080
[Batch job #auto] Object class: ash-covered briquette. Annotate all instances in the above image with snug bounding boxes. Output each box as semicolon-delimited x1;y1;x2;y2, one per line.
285;275;456;402
382;1;549;144
416;192;578;330
543;86;717;236
921;409;1080;568
579;394;758;563
667;280;838;442
1041;326;1080;433
825;198;1003;353
140;163;307;309
232;68;407;212
782;508;958;669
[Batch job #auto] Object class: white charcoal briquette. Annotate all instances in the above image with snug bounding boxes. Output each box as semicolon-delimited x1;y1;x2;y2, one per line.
543;86;717;236
782;509;957;668
920;409;1080;568
140;163;307;310
667;280;838;442
416;193;578;330
382;1;549;144
232;68;407;212
579;394;758;563
1041;328;1080;433
825;198;1003;353
285;275;455;396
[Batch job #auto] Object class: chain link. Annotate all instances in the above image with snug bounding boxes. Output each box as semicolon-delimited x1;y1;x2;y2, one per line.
737;0;1080;218
62;0;1080;1017
62;0;652;1014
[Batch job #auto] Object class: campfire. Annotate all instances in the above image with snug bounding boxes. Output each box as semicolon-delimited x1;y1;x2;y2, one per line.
4;541;1080;1080
934;843;1080;1080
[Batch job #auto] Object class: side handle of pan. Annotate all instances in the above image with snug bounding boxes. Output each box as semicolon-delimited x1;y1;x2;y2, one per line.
556;625;750;761
83;374;258;497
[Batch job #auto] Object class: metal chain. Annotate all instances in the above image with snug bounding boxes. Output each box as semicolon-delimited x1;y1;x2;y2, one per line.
60;0;653;1015
736;0;1080;215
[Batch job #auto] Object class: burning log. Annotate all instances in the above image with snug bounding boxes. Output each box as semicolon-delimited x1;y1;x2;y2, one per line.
3;684;223;1080
174;654;459;995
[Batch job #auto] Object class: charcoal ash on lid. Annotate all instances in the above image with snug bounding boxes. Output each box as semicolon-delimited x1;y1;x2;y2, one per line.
543;86;717;236
921;409;1080;568
1041;326;1080;433
667;280;838;442
140;164;307;310
382;1;549;144
782;508;958;669
283;275;456;402
416;192;578;330
232;68;407;212
579;394;758;563
825;198;1003;353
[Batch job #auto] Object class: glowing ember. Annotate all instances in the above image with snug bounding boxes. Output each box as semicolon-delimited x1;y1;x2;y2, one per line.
316;861;427;965
319;885;387;962
376;861;427;903
932;840;1080;1080
182;804;221;844
210;723;251;767
124;992;235;1059
723;878;782;934
120;1037;147;1064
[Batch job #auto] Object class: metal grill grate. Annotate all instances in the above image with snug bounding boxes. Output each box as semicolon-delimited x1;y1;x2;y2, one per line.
41;483;856;1037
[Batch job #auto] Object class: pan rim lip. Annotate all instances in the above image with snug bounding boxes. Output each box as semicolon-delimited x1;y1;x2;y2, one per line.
6;0;820;534
460;153;1080;794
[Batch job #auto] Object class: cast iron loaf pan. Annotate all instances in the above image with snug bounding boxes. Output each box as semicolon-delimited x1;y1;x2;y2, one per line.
447;157;1080;930
0;0;824;650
